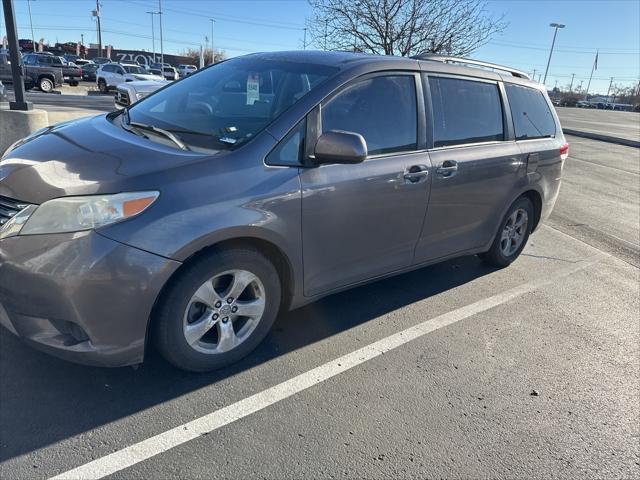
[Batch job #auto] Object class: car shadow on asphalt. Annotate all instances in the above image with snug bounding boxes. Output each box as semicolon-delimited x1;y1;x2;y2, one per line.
0;254;495;461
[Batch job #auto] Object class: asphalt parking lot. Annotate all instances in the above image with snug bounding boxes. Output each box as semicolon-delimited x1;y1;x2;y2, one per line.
0;125;638;478
556;107;640;144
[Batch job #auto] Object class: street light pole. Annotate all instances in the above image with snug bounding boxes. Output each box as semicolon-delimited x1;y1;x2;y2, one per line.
543;22;565;85
146;11;156;63
2;0;31;110
27;0;36;52
303;27;307;50
569;73;575;92
158;0;164;66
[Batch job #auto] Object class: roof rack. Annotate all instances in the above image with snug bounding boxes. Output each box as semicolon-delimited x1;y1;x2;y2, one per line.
412;54;530;79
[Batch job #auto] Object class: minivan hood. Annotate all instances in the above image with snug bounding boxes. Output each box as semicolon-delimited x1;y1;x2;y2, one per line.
0;114;208;204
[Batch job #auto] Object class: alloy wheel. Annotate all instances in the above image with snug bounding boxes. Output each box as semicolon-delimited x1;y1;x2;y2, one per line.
182;269;266;355
500;208;529;257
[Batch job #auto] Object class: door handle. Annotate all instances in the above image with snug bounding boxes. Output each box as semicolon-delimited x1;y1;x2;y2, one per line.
403;164;429;183
436;160;458;177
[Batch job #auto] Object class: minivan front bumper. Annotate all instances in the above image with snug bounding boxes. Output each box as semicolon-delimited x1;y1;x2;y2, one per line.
0;230;180;367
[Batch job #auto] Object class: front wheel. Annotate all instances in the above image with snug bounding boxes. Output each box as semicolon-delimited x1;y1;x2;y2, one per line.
481;196;534;268
153;247;282;372
98;79;108;93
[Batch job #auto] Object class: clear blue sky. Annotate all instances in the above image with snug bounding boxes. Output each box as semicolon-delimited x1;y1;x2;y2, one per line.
2;0;639;94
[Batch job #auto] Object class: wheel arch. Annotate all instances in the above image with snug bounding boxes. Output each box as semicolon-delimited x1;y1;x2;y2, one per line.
37;74;55;84
521;189;543;232
144;234;297;360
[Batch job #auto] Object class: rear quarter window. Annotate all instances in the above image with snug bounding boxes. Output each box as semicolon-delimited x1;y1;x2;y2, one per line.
505;84;556;140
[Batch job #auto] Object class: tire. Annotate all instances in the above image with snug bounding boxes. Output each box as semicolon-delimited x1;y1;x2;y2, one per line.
480;196;534;268
98;79;108;93
38;77;54;93
153;247;282;372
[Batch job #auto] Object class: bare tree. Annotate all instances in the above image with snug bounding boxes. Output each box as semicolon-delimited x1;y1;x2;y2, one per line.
308;0;506;57
181;48;226;66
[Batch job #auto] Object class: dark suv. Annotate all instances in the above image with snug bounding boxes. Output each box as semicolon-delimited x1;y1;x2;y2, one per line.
0;52;567;371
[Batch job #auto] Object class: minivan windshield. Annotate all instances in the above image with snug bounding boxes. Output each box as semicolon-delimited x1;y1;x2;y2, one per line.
125;57;338;151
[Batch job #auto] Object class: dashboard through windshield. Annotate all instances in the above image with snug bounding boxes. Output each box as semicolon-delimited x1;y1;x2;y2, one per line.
124;57;338;151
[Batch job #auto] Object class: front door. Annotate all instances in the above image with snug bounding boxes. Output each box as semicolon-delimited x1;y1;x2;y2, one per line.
300;73;431;297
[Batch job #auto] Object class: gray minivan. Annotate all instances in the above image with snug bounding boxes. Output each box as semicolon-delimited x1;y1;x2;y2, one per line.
0;51;568;371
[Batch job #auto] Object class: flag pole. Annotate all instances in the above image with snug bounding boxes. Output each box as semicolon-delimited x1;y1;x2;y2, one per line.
585;49;598;100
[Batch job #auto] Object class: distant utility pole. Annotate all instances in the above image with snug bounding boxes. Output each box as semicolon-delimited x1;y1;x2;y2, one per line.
532;68;537;80
158;0;164;66
543;22;565;85
578;80;583;92
80;33;85;58
303;27;307;50
27;0;35;51
569;73;575;92
93;0;102;57
324;20;328;50
607;77;614;98
146;11;157;63
210;18;215;64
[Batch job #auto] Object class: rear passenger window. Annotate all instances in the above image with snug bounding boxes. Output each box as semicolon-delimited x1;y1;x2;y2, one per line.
505;84;556;140
428;76;504;148
322;75;417;156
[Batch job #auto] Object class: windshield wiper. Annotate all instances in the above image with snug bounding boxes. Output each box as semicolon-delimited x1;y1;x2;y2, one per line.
126;119;190;151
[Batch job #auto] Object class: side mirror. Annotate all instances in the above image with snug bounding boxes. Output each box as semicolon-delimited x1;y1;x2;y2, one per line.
314;131;367;165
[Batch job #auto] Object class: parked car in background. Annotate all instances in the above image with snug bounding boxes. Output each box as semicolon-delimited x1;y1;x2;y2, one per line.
74;59;93;67
7;52;64;92
63;54;81;63
81;63;99;81
0;51;567;372
92;57;111;65
178;64;197;78
157;65;179;81
115;79;169;108
22;53;81;86
96;63;163;93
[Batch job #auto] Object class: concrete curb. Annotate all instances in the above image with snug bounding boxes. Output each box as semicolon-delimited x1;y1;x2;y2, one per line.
563;129;640;148
0;108;49;154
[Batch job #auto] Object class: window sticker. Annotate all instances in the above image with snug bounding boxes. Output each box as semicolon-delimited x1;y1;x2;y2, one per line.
246;73;260;105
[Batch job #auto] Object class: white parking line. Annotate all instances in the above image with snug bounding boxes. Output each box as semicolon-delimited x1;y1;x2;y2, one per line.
49;252;608;480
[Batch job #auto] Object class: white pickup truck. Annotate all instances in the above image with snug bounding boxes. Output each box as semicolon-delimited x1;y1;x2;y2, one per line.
114;79;170;108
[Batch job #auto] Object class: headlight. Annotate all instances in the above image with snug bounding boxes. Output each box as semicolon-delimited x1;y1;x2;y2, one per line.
15;191;159;236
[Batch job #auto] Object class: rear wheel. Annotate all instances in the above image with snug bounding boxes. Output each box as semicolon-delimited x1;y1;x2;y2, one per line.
481;196;533;267
153;247;282;372
38;77;54;93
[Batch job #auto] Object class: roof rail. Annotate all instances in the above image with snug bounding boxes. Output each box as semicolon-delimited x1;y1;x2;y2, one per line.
412;54;530;79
